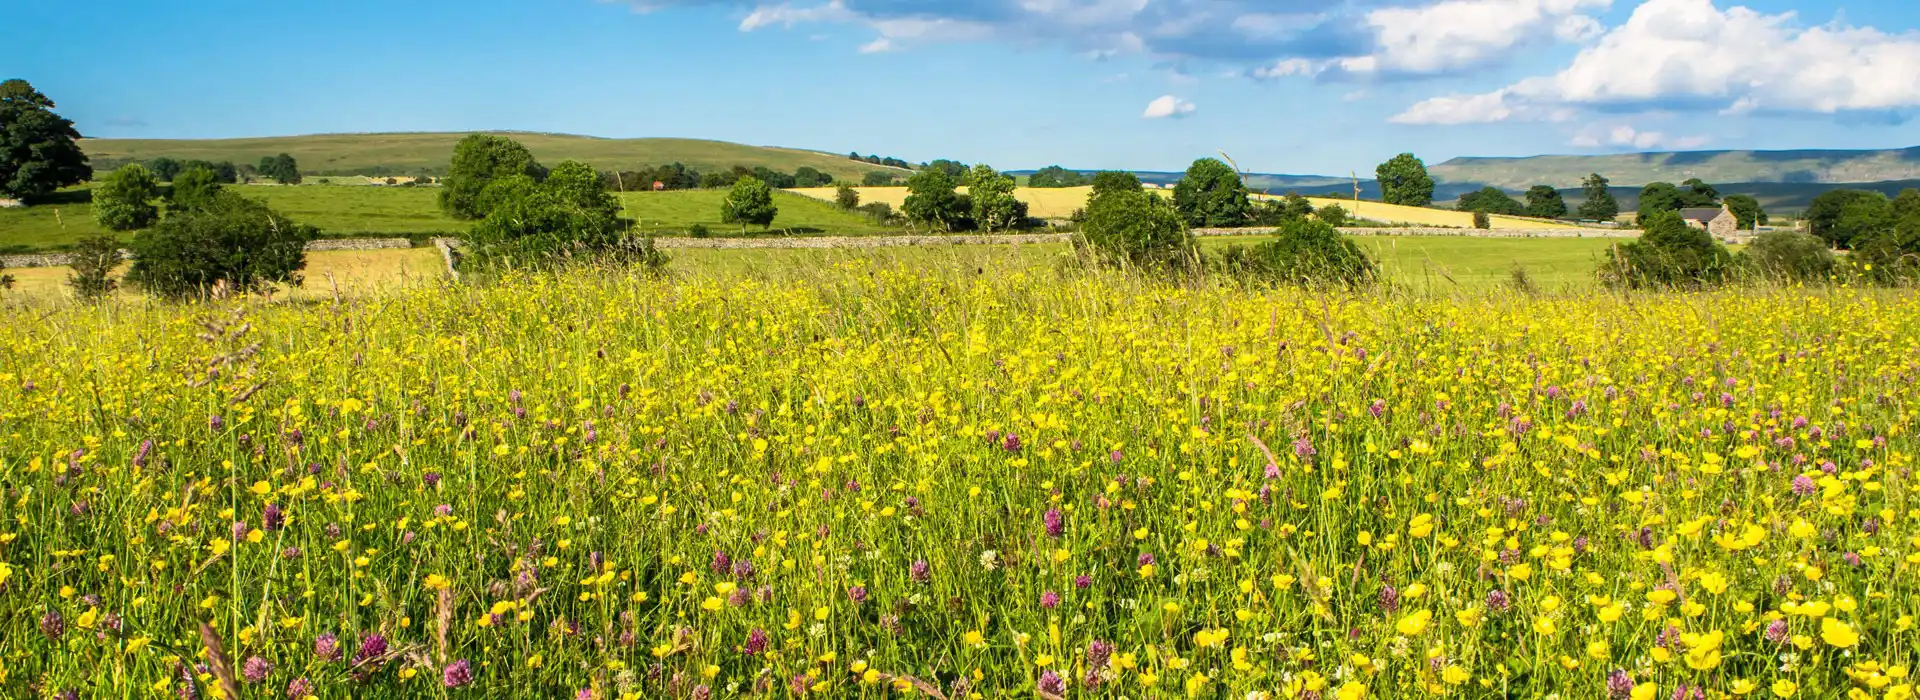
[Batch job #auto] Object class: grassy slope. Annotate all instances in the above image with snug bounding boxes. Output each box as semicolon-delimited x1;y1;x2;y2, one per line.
0;186;896;249
79;132;908;181
1431;146;1920;189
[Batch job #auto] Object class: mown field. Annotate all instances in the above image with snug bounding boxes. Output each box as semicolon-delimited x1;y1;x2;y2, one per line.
0;260;1914;698
789;187;1586;230
0;187;896;251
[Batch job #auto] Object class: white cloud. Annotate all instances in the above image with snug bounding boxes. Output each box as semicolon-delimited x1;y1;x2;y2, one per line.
1250;58;1317;79
738;0;853;30
857;37;895;53
1388;90;1517;124
1396;0;1920;123
1142;95;1197;119
1340;0;1611;75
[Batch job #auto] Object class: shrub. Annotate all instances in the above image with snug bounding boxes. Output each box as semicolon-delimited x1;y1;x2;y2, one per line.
0;263;12;291
1597;210;1734;289
93;164;161;231
67;235;122;302
1080;186;1195;272
1317;203;1349;227
688;224;711;239
1737;231;1835;283
1507;264;1536;294
1472;211;1491;230
834;184;859;210
858;202;896;225
126;192;315;300
1211;217;1376;288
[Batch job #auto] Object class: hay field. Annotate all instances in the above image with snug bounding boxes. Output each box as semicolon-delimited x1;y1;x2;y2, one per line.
791;187;1585;229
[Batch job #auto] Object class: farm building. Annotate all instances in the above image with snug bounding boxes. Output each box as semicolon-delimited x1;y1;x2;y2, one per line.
1679;203;1741;241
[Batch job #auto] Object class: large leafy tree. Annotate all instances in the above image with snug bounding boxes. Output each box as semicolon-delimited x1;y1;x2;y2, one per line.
1805;189;1889;249
924;160;969;179
1027;166;1087;188
1576;173;1619;221
1457;186;1525;216
465;159;663;271
1375;153;1434;207
1524;185;1568;219
1722;194;1766;230
440;134;543;220
1850;188;1920;282
93;163;162;231
146;157;182;182
967;164;1026;232
126;192;315;300
792;167;831;188
0;79;92;201
721;176;778;232
1681;178;1720;206
902;168;969;232
258;153;301;184
1172;158;1250;227
1636;182;1687;222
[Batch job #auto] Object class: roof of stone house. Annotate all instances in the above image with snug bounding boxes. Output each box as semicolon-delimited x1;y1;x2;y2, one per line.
1678;207;1727;222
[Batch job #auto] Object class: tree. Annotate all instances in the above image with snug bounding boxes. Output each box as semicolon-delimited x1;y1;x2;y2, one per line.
93;163;161;231
1087;171;1142;208
465;160;663;271
1524;185;1567;219
861;171;897;187
67;235;122;302
182;160;240;184
793;166;832;188
169;165;222;212
258;153;301;185
1081;185;1194;272
834;184;859;210
1850;189;1920;282
0;79;92;201
1681;178;1719;206
751;166;797;189
902;169;969;232
1805;189;1889;248
967;164;1027;232
1281;193;1316;220
1375;153;1434;207
925;160;968;179
1636;182;1687;223
440;134;543;220
1028;166;1087;188
1723;194;1766;230
1457;186;1524;216
126;192;315;300
721;176;778;232
147;157;182;182
1172;158;1251;227
1576;173;1619;221
1598;210;1734;289
1472;211;1491;229
1316;203;1350;227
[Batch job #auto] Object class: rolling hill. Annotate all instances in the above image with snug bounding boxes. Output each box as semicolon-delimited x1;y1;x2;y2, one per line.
1430;146;1920;189
78;132;909;181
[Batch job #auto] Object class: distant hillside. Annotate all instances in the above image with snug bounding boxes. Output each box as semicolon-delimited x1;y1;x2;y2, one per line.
1431;146;1920;189
1009;169;1349;192
79;132;910;180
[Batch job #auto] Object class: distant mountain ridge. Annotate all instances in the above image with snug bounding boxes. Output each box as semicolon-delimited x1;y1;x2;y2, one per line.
1429;146;1920;189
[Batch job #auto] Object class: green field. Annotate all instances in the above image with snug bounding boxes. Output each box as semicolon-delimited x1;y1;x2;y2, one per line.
0;186;899;250
80;132;908;181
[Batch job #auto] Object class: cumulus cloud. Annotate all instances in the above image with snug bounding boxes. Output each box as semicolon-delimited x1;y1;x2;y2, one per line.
1394;0;1920;123
1142;95;1197;119
1336;0;1610;76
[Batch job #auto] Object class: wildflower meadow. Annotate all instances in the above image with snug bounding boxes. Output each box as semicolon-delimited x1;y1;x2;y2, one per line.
1;264;1916;699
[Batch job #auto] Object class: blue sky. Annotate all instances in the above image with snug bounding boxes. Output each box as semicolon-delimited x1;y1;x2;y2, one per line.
8;0;1919;175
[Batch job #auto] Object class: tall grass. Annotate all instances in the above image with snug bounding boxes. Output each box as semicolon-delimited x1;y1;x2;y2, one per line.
1;261;1915;698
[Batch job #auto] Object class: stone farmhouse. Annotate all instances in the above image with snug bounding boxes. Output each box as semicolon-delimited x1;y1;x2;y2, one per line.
1679;203;1742;242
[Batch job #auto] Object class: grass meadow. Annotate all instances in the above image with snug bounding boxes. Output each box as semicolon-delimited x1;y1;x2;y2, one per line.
0;257;1915;699
0;187;894;251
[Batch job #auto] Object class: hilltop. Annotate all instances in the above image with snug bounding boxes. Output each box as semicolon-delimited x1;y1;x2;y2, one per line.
78;132;909;181
1430;145;1920;189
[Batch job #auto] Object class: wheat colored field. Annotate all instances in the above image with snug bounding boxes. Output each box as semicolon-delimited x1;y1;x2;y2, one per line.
789;187;1584;230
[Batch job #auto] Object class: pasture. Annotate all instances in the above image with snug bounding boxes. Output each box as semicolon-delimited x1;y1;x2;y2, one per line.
1;259;1914;698
0;186;895;251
